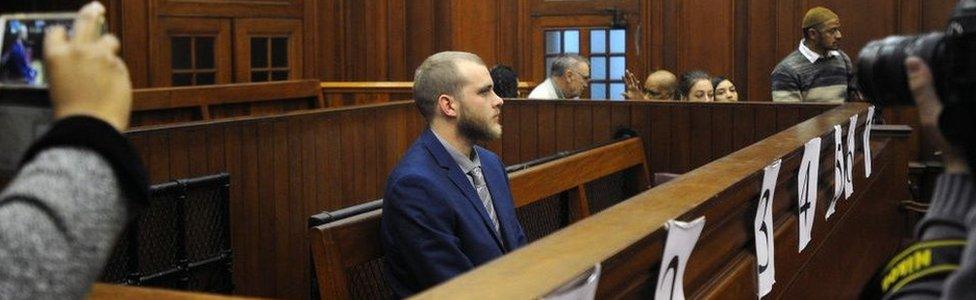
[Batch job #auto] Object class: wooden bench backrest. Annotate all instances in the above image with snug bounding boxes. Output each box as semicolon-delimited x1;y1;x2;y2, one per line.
309;137;650;299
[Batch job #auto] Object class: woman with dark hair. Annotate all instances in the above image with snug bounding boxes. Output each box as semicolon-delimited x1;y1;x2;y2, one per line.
490;65;519;98
679;70;713;102
711;76;739;102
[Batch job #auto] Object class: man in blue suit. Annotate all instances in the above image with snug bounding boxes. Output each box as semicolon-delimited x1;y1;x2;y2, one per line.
381;51;528;297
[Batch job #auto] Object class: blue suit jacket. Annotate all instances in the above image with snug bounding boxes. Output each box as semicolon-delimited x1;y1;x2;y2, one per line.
381;129;528;297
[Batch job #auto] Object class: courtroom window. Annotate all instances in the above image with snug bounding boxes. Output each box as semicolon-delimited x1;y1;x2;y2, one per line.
589;29;625;100
249;36;290;82
544;29;580;78
171;36;217;86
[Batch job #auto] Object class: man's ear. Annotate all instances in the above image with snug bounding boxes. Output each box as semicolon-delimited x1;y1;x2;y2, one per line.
437;94;460;118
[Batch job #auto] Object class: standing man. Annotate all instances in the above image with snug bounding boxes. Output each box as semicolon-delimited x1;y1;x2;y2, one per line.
771;7;859;103
527;54;590;99
381;51;528;297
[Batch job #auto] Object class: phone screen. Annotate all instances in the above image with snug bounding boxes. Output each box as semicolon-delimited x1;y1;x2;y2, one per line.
0;13;76;89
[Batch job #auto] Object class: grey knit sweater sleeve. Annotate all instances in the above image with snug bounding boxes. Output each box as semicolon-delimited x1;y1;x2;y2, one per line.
0;148;129;299
886;173;976;299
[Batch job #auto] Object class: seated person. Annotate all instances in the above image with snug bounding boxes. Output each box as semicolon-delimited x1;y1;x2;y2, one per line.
711;76;739;102
623;69;678;100
489;65;519;98
679;70;714;102
527;54;590;100
381;51;528;297
0;2;148;298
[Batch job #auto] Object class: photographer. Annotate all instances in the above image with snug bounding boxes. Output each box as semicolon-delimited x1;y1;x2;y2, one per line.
0;2;147;298
880;56;975;299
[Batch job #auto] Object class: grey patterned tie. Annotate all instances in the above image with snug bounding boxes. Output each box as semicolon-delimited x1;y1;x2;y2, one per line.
469;166;501;234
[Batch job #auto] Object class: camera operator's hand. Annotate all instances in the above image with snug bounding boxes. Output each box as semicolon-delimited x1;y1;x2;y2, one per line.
906;56;969;174
44;2;132;132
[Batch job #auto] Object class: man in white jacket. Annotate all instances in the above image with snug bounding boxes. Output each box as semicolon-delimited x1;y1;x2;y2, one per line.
527;54;590;100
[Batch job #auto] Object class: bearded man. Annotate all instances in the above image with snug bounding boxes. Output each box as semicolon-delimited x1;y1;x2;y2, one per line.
380;51;528;297
771;7;860;103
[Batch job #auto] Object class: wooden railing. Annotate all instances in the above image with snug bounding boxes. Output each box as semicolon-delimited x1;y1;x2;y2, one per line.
416;103;912;299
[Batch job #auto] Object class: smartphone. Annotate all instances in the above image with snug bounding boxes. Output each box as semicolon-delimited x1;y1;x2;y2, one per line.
0;13;77;178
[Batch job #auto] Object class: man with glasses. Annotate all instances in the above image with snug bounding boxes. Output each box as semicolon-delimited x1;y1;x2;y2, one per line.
528;54;590;100
771;7;860;103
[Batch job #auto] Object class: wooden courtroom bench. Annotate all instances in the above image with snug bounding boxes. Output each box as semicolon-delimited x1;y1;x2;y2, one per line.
416;103;913;299
308;137;650;299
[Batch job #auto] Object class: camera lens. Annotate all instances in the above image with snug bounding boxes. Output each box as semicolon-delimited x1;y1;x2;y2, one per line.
856;32;945;106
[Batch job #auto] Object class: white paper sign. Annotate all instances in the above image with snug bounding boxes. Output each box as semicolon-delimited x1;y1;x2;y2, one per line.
655;217;706;300
827;125;844;220
863;106;875;178
798;137;821;252
544;264;601;300
755;159;780;297
845;114;858;198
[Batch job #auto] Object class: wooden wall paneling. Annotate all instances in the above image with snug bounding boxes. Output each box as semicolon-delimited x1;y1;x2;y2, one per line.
537;102;557;158
221;124;245;294
232;18;304;83
754;105;779;140
674;0;735;78
711;105;734;160
364;107;380;201
316;0;343;81
404;0;437;79
502;104;521;165
573;103;595;150
151;17;233;87
669;105;691;173
629;105;654;177
117;0;151;88
648;104;672;177
688;105;713;169
519;103;540;161
238;123;260;296
731;105;757;150
154;0;302;18
302;0;318;80
554;104;576;153
450;0;499;64
591;103;613;145
255;121;277;296
774;0;801;63
528;0;640;16
921;1;957;32
610;104;632;141
285;117;307;297
775;106;800;132
745;0;776;102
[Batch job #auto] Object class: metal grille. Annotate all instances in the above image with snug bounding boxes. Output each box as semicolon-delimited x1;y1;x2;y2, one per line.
516;194;571;242
99;173;232;294
346;257;394;300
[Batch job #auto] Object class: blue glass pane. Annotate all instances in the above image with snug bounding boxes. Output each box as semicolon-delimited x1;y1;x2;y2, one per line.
591;83;607;99
610;83;625;100
609;56;625;80
590;57;607;80
590;29;606;54
545;31;561;54
563;30;580;53
546;57;555;77
610;29;626;53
